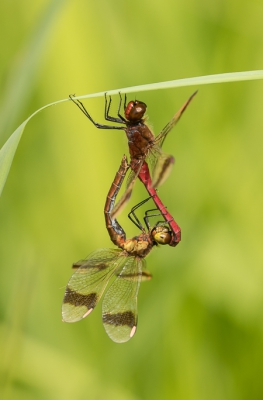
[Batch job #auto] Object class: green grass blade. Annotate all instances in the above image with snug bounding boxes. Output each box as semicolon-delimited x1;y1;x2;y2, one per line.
0;98;70;196
75;70;263;99
0;121;27;196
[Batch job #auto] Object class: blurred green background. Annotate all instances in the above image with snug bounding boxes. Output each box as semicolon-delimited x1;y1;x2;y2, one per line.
1;1;263;399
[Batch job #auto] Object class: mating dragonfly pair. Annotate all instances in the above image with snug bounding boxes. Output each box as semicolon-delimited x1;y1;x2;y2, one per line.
62;91;197;343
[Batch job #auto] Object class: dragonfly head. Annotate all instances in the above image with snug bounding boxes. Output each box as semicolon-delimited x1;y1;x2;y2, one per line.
125;100;147;122
151;225;172;245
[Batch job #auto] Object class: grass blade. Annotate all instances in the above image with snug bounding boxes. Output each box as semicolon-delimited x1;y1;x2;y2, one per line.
0;121;27;196
75;70;263;99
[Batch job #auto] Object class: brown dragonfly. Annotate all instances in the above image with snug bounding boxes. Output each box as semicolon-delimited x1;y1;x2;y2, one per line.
69;91;197;247
62;155;172;343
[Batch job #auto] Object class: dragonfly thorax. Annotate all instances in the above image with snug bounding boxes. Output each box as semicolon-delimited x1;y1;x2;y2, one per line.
126;124;155;162
122;235;153;257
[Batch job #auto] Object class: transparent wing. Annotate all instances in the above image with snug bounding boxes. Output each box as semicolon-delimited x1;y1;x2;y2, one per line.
154;91;197;148
115;259;152;281
140;264;152;281
102;257;145;343
150;91;197;187
62;248;123;323
148;146;175;188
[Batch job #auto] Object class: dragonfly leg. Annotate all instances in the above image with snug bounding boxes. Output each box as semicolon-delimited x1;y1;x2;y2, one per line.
104;93;125;124
144;208;165;230
69;94;125;130
128;197;152;231
117;92;127;122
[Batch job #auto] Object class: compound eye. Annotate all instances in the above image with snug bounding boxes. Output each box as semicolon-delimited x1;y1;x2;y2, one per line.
152;226;172;245
125;100;147;122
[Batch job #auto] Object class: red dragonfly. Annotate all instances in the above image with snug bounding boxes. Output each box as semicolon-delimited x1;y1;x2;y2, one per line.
62;155;172;343
70;91;196;247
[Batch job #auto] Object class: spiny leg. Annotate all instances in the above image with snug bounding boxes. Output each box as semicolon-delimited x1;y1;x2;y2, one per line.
104;93;124;124
117;92;127;122
128;197;152;230
144;207;165;230
69;94;125;130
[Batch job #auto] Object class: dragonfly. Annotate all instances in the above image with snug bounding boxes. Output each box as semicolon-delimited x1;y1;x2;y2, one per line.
62;155;172;343
69;91;197;247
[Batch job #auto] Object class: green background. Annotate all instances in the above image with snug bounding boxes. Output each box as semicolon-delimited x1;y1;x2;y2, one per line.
1;1;263;399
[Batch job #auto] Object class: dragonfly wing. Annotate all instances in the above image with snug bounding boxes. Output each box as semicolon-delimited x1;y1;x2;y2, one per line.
62;248;123;322
154;91;197;149
102;256;144;343
149;91;197;188
150;149;175;188
114;258;152;281
140;262;152;281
